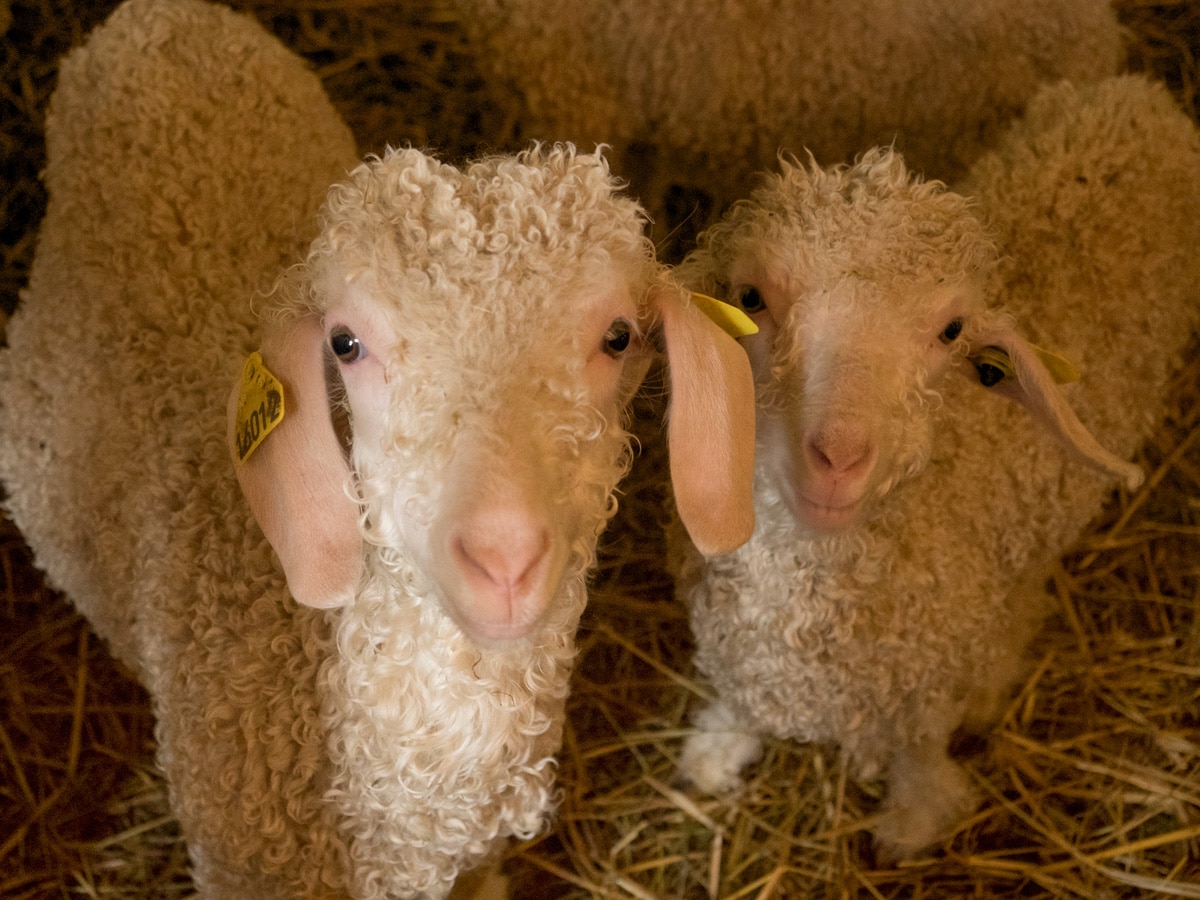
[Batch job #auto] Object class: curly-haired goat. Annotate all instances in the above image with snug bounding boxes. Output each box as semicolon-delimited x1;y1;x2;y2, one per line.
0;0;754;896
672;75;1200;860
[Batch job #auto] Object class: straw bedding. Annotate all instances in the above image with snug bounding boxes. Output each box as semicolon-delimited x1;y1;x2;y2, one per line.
2;1;1199;897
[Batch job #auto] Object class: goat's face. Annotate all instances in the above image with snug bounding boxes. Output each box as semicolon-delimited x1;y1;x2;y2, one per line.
727;265;986;535
679;150;995;536
234;145;757;647
323;266;645;647
312;148;654;646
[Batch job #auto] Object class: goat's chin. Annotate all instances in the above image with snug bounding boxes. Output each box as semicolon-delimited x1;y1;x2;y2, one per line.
458;616;543;650
437;570;569;650
790;495;864;535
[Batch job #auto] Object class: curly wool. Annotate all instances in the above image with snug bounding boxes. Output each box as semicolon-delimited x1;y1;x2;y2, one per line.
682;150;998;331
323;556;583;897
0;1;658;897
454;0;1123;222
0;1;358;890
675;75;1200;847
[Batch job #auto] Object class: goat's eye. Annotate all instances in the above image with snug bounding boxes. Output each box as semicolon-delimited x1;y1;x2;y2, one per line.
939;318;964;343
330;327;365;363
736;286;766;314
602;318;632;358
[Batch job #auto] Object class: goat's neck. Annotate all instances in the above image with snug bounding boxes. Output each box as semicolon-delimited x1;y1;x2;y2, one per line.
316;555;586;895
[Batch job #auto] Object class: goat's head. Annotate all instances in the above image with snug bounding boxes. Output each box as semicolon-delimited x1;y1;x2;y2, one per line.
679;148;1139;537
230;145;755;645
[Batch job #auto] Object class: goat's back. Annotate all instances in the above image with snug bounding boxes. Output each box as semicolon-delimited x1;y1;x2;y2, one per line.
957;75;1200;492
927;75;1200;596
0;0;364;889
458;0;1122;217
0;0;354;668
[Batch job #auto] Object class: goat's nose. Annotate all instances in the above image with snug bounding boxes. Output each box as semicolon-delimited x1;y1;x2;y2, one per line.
452;513;551;599
805;422;875;480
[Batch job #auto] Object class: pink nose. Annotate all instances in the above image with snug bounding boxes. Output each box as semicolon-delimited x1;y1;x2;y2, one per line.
452;516;550;600
805;422;875;480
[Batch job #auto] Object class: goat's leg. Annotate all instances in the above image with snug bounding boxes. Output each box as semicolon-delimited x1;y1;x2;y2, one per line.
678;699;763;793
872;736;977;862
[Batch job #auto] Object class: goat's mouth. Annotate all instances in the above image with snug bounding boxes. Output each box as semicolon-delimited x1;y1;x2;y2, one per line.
792;493;864;534
439;539;571;649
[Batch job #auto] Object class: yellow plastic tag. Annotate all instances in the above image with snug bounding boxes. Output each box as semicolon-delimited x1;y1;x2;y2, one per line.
233;352;285;465
973;344;1080;385
690;291;759;338
1031;344;1080;384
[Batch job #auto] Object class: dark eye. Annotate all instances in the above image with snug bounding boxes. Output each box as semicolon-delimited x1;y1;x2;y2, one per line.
939;318;964;343
736;286;766;314
603;318;632;358
330;327;366;363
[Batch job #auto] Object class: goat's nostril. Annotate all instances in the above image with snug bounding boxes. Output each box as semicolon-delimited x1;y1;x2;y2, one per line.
811;444;836;471
807;428;874;478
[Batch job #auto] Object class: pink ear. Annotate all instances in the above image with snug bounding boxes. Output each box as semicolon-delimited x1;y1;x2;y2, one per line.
657;287;757;554
227;316;363;607
963;325;1144;491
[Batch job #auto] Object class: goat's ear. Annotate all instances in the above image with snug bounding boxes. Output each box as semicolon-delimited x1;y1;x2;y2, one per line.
960;323;1144;491
227;315;363;607
656;286;757;554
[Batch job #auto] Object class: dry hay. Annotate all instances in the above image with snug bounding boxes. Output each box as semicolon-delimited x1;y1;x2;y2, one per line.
2;1;1200;897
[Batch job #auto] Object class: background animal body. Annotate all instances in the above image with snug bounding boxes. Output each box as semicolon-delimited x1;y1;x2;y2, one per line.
453;0;1127;254
2;1;1200;898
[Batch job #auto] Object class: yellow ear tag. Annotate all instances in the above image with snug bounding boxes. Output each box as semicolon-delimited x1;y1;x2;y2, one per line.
690;291;760;338
233;351;285;465
972;344;1081;387
1031;344;1081;384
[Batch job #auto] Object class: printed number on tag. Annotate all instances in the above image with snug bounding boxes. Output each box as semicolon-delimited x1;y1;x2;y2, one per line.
234;352;284;465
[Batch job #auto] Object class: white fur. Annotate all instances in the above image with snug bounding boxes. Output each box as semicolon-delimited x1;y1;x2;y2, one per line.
673;75;1200;860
